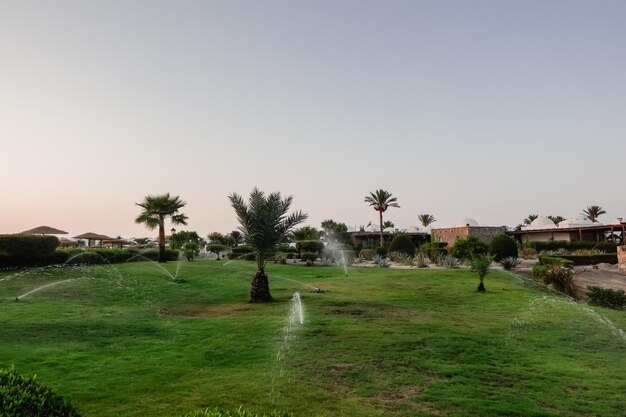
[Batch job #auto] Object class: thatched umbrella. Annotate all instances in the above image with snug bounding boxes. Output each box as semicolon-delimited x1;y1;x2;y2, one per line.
101;238;132;249
21;226;68;235
73;232;114;248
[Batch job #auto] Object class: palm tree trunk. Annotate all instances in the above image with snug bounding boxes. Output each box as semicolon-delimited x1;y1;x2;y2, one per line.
158;217;166;263
250;268;272;302
379;210;384;247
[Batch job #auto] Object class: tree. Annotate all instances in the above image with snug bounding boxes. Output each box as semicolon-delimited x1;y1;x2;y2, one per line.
292;226;320;242
383;220;395;229
207;232;230;245
135;193;188;263
182;241;200;261
230;230;242;246
170;230;200;250
547;215;565;225
364;189;400;247
523;214;539;225
582;205;606;223
206;243;226;260
471;256;492;292
417;213;436;228
320;219;349;245
229;188;308;302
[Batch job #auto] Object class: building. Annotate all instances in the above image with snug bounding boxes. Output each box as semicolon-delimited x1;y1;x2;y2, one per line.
509;216;625;244
431;218;507;247
349;225;430;247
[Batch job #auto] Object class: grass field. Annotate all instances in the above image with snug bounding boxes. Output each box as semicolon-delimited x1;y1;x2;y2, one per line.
1;259;625;417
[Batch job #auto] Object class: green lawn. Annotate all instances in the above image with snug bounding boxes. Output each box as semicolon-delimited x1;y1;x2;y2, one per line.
1;260;625;417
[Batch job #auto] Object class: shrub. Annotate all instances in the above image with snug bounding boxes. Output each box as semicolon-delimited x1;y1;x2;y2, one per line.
295;240;323;254
387;251;413;265
520;247;538;260
374;256;390;268
413;252;429;268
0;366;82;417
0;235;60;267
527;241;618;253
300;252;318;263
359;249;375;261
273;252;288;264
450;236;488;261
539;256;574;267
551;254;617;266
533;265;577;298
499;257;520;270
489;234;518;262
206;243;227;260
387;234;416;257
442;255;460;269
230;245;254;259
420;242;447;261
587;286;626;310
374;246;388;258
183;242;200;261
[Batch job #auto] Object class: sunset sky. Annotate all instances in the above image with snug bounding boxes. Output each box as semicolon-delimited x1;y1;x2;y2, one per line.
1;1;624;239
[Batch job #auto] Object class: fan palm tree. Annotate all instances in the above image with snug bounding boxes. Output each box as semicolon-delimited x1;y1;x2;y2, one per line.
417;213;436;228
135;193;188;263
582;205;606;223
364;189;400;246
523;214;539;225
229;188;308;302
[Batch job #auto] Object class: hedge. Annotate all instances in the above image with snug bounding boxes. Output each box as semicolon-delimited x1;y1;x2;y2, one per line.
0;235;60;267
552;253;617;265
525;241;618;253
295;240;324;254
538;256;574;267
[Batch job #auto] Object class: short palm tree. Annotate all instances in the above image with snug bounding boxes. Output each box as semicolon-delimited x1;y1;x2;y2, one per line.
364;189;399;247
417;213;436;228
523;214;539;225
582;205;606;223
229;188;308;302
135;193;188;263
548;215;565;225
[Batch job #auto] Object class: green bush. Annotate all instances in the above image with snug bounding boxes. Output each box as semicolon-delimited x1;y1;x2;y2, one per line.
300;252;318;263
176;407;293;417
387;251;413;264
295;240;323;254
538;256;574;267
420;242;446;261
499;257;520;270
358;249;375;261
551;254;617;266
230;245;254;259
526;241;618;253
450;236;488;261
275;244;297;254
374;246;388;258
387;234;416;257
533;265;577;298
0;235;60;267
0;366;82;417
587;286;626;310
489;234;518;262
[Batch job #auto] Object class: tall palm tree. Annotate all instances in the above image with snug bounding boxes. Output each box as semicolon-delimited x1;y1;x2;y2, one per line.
229;188;308;302
417;213;436;228
523;214;539;225
135;193;188;263
582;205;606;223
364;189;400;247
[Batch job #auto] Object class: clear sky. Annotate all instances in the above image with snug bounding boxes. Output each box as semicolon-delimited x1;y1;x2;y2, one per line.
1;0;624;239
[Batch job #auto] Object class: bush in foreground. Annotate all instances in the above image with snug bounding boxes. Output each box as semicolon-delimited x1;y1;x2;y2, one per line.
587;286;626;310
0;366;82;417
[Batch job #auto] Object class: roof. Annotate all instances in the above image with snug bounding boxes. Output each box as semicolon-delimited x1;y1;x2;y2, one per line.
20;226;68;235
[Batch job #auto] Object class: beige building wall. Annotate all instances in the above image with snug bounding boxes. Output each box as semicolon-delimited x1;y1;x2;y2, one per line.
521;232;572;243
432;226;507;246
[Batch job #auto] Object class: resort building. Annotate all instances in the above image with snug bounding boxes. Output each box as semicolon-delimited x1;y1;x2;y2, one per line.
431;218;507;247
509;216;625;244
349;224;430;247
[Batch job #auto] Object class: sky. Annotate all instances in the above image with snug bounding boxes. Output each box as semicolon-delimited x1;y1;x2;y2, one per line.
1;0;625;239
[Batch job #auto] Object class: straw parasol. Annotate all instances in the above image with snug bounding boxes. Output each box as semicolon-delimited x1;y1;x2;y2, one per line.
73;232;114;248
101;238;133;249
21;226;68;235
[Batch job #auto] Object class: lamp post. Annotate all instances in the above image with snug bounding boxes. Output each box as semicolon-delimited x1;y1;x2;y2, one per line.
170;228;176;248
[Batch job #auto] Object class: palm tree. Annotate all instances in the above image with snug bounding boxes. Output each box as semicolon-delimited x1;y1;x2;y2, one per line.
364;189;400;247
135;193;188;263
417;214;436;228
548;215;565;225
523;214;539;225
582;205;607;223
229;188;307;302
